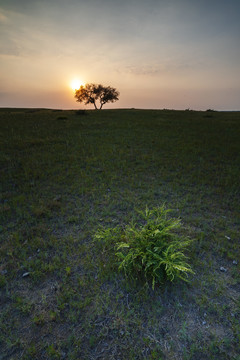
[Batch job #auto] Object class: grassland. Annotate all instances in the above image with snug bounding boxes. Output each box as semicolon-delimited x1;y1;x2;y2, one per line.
0;108;239;360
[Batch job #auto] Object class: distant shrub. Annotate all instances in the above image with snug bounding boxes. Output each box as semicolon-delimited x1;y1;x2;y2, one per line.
25;109;42;113
75;110;87;116
56;116;68;120
206;109;215;112
94;206;194;289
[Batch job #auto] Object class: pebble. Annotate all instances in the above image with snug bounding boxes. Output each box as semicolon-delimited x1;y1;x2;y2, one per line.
233;260;238;265
225;236;231;240
202;320;207;325
220;266;227;272
53;195;61;201
22;272;30;277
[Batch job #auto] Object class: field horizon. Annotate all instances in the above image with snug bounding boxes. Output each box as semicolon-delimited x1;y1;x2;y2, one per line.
1;107;240;112
0;108;239;359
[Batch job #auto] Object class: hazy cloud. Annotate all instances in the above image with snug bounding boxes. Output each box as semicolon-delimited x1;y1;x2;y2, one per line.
0;11;8;22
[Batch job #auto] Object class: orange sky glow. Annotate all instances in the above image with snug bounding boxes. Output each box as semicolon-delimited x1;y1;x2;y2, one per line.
0;0;240;110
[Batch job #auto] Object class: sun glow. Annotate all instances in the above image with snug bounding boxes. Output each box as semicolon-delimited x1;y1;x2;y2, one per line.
70;79;84;90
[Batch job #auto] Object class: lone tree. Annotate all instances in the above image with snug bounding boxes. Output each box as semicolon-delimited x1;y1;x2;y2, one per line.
74;83;119;110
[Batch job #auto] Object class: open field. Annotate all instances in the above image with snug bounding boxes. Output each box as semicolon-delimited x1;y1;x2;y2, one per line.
0;108;240;359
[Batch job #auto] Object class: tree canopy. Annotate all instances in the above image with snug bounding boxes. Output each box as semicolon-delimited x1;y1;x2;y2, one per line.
74;83;119;110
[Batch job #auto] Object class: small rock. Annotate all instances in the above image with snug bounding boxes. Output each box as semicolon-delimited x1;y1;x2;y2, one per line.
22;272;30;277
1;270;7;275
53;195;61;201
202;320;207;325
233;260;238;265
37;249;40;253
51;282;59;292
225;236;231;240
220;266;227;272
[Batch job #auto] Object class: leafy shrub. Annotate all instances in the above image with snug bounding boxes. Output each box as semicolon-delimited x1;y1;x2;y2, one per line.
94;206;194;289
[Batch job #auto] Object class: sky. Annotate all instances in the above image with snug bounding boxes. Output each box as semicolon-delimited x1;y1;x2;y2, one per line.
0;0;240;110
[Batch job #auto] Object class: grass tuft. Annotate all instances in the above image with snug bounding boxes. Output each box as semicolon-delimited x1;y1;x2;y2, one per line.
95;206;194;289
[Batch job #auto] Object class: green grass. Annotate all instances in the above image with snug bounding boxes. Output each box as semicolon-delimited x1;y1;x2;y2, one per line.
0;108;240;359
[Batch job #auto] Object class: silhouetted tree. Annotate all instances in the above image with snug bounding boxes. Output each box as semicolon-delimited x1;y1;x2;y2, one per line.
74;83;119;110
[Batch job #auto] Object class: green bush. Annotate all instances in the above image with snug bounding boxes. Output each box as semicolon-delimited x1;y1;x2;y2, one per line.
94;206;194;289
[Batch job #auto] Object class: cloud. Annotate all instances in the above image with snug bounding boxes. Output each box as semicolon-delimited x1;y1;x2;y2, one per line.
124;65;163;76
118;59;201;77
0;91;8;99
0;46;20;57
0;11;8;22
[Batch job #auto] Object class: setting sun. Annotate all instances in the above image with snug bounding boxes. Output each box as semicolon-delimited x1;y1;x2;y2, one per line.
70;79;84;91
